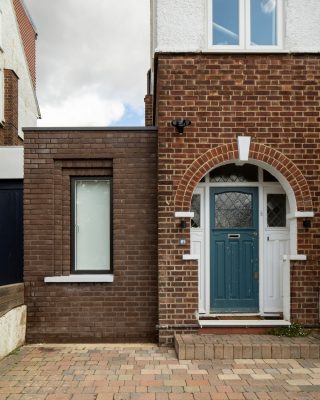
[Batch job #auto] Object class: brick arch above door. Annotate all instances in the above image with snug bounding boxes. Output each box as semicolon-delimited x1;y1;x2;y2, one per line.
175;142;313;212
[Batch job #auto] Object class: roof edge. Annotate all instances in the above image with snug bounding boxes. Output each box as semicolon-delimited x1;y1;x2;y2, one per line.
23;126;158;132
19;0;38;34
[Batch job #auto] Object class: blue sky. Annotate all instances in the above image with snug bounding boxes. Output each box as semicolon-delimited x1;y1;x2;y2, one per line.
23;0;150;127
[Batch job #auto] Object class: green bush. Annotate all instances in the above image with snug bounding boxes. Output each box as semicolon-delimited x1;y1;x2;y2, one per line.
270;322;309;337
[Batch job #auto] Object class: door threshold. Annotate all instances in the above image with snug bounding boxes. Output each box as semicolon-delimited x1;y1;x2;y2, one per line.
200;313;263;318
198;319;290;328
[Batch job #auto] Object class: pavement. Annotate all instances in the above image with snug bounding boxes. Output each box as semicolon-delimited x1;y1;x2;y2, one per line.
0;343;320;400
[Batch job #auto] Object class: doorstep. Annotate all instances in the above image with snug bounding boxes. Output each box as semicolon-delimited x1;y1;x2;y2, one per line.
174;333;320;360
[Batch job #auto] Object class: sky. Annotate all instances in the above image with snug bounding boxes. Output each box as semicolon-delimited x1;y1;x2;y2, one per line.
23;0;150;127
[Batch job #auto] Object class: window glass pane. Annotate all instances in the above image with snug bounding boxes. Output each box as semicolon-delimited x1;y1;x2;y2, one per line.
191;194;201;228
212;0;239;45
250;0;278;46
75;180;111;271
210;164;258;182
215;192;253;228
263;170;278;182
267;194;286;227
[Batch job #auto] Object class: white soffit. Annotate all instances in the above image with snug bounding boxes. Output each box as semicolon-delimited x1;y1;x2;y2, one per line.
237;136;251;162
0;146;23;179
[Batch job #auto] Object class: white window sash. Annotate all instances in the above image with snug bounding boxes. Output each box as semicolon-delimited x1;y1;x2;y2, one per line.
208;0;283;51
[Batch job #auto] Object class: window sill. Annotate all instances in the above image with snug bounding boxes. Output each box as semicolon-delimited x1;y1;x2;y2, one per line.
44;274;114;283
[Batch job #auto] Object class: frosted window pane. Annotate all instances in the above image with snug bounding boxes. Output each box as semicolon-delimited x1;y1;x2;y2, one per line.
191;194;201;228
251;0;278;46
212;0;239;45
75;180;110;271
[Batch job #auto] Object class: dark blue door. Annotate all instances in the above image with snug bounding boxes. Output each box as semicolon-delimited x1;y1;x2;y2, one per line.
0;181;23;286
210;187;259;312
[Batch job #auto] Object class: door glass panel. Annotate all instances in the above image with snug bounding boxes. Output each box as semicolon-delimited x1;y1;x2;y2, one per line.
212;0;239;45
267;194;286;227
250;0;278;46
191;194;201;228
215;192;253;228
210;164;258;182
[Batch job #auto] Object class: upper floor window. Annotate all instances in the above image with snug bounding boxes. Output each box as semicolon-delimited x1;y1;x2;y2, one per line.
208;0;282;50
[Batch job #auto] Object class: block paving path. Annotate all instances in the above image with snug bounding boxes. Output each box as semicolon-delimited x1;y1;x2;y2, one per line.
0;344;320;400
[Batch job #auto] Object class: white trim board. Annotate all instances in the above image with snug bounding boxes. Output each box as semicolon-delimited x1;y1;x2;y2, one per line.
175;211;194;218
199;320;291;327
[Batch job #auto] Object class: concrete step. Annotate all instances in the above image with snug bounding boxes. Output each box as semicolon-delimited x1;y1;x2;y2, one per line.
175;333;320;360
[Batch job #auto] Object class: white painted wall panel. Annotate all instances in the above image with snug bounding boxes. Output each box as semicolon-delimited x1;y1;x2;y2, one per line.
0;146;24;178
154;0;206;52
285;0;320;52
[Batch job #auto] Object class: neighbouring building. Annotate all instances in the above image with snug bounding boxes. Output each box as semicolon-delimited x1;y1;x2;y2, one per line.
0;0;39;358
24;0;320;345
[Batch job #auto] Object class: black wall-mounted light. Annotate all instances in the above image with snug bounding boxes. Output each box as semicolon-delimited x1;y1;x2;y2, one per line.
171;119;191;134
303;219;311;229
180;220;187;229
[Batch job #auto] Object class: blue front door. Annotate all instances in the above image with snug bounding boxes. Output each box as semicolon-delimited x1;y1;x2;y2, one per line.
210;187;259;312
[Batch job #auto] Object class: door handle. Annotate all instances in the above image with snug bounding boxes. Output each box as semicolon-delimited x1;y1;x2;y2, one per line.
254;271;259;280
228;234;240;239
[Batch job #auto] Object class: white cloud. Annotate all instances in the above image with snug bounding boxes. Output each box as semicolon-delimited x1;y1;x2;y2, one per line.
37;93;125;127
23;0;150;126
261;0;276;14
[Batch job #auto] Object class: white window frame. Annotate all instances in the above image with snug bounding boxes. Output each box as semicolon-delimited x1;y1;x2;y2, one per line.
208;0;283;52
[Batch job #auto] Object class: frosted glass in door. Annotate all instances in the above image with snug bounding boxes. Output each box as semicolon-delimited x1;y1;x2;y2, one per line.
75;180;111;271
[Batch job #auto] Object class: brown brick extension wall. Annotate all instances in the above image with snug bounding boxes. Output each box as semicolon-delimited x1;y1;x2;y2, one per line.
13;0;37;88
2;69;23;145
24;128;158;343
155;53;320;344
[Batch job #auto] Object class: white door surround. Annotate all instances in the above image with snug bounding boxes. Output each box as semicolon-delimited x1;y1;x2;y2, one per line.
190;161;304;321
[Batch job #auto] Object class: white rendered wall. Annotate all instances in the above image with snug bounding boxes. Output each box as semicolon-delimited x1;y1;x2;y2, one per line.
0;306;26;360
0;146;24;178
285;0;320;52
152;0;320;54
1;0;38;138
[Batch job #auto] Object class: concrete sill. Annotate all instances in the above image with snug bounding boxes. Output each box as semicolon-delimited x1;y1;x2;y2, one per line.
44;275;114;283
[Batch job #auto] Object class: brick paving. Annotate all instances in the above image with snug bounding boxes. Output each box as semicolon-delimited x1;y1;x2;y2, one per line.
0;344;319;399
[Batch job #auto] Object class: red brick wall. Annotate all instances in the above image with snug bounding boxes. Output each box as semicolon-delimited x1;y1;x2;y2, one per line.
24;128;158;343
144;95;153;126
3;69;23;145
13;0;37;88
155;53;320;344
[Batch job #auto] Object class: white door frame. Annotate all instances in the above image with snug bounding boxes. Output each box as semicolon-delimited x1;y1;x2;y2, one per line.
191;163;295;318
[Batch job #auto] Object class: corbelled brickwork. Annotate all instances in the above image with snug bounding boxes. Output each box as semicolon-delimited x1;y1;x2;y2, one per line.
3;69;22;145
13;0;37;88
24;128;158;343
156;53;320;344
144;94;153;126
